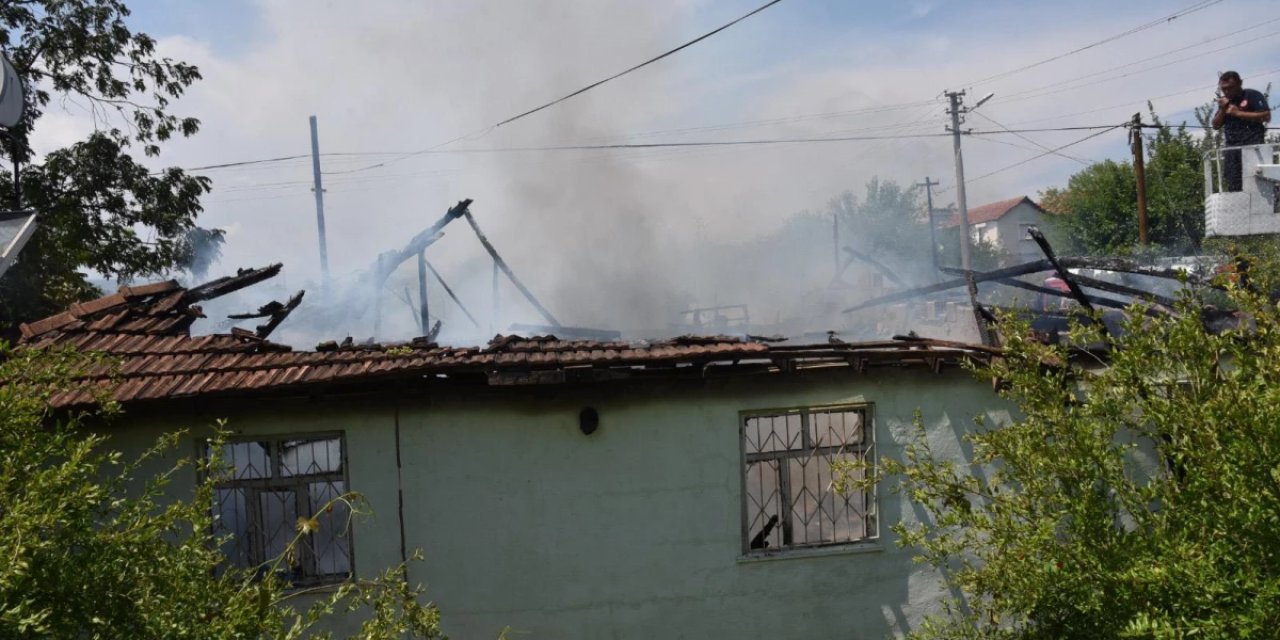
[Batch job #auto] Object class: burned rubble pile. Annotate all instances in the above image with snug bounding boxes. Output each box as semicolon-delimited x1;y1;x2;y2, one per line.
842;228;1238;347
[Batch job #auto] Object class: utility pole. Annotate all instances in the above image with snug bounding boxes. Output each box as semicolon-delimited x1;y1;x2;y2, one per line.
1130;113;1149;246
945;90;973;271
308;115;331;286
916;176;941;278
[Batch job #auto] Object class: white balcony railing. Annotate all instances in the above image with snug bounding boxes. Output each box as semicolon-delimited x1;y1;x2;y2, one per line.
1204;143;1280;237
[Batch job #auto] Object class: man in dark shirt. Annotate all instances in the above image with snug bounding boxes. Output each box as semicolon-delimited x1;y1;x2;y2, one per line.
1212;71;1271;192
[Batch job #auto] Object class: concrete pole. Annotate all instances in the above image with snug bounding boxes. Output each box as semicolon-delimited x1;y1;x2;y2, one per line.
309;115;331;285
916;176;941;279
946;91;973;271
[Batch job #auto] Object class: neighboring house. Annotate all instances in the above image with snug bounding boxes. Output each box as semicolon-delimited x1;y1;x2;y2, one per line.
21;267;1011;639
942;196;1050;263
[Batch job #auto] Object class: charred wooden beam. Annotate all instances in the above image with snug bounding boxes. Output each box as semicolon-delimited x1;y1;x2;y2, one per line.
842;259;1055;313
253;290;304;340
417;250;430;335
424;259;480;329
462;209;561;327
966;270;998;347
1068;271;1177;308
393;286;423;334
228;299;287;320
371;199;472;289
507;323;622;341
891;334;1005;355
941;267;1167;313
1057;256;1218;286
185;264;283;303
842;247;906;288
1027;228;1094;313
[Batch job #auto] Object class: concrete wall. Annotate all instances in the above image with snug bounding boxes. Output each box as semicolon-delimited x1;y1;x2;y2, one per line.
967;203;1046;263
993;203;1046;262
112;368;1013;640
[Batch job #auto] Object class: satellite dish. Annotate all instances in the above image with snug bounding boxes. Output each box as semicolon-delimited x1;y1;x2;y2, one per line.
0;54;24;128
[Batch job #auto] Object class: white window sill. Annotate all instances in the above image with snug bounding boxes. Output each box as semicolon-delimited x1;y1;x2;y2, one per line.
737;541;883;564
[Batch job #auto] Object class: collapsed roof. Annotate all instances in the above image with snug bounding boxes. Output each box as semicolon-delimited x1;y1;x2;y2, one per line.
18;265;996;408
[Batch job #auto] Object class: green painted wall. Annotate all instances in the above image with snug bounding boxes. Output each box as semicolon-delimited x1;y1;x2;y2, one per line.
113;367;1012;639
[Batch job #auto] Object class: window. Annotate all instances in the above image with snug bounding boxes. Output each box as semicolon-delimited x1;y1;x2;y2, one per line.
741;406;876;554
208;434;352;585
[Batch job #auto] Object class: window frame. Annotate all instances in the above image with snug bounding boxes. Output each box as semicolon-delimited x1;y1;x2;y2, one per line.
203;431;355;587
738;403;877;556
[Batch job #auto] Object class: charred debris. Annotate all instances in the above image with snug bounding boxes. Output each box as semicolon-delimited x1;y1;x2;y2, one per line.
156;198;1232;362
841;227;1234;348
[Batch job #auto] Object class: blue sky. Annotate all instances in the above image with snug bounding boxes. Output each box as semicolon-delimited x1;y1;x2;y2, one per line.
33;0;1280;336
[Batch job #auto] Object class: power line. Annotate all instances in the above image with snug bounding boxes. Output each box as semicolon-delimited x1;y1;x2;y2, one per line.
938;124;1126;193
969;111;1091;166
241;126;1128;158
964;0;1227;87
996;18;1280;103
995;27;1280;106
1007;66;1280;126
570;97;942;144
327;0;792;177
495;0;789;128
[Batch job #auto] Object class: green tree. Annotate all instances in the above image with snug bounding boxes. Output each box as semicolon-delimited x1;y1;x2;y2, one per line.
831;177;928;259
1040;160;1137;255
842;252;1280;638
0;345;445;638
0;1;221;326
1043;106;1213;256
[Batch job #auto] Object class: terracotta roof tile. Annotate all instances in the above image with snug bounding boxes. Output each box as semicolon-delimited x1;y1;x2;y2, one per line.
18;272;995;408
940;196;1046;228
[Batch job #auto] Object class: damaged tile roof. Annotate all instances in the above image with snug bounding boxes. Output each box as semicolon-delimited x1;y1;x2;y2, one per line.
18;266;997;408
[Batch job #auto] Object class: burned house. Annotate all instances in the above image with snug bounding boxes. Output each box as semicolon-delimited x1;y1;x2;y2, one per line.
21;264;1011;639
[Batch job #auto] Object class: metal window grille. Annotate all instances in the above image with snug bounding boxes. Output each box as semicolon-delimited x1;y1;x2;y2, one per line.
741;406;875;553
208;434;352;586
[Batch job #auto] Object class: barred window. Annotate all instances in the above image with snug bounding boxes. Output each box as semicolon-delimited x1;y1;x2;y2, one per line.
209;434;352;586
741;406;876;554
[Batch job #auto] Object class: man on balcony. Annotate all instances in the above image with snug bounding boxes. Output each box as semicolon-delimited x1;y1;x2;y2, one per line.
1212;71;1271;192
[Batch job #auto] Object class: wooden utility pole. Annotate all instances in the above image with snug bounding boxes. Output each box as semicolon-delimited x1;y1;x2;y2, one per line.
916;176;941;277
309;116;331;285
1130;113;1149;245
945;91;973;270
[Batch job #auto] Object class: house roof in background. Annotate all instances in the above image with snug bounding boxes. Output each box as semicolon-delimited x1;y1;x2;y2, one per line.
941;196;1045;229
17;267;997;407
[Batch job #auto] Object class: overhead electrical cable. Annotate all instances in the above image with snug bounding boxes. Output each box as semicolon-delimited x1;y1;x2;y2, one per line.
996;18;1280;103
969;110;1091;166
963;0;1227;87
326;0;791;177
1008;65;1280;126
995;28;1280;105
937;124;1126;194
494;0;788;128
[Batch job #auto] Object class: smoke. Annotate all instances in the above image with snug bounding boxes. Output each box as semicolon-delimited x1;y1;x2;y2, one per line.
35;0;1279;346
